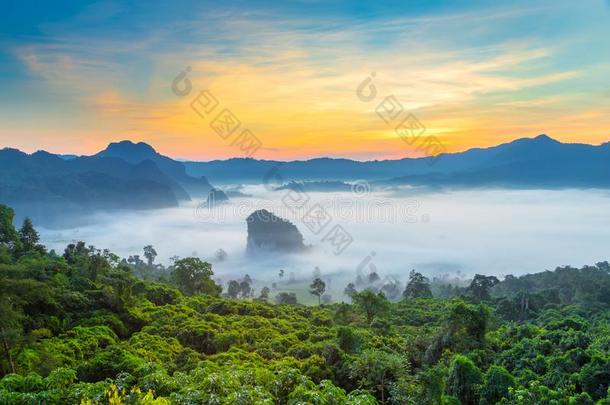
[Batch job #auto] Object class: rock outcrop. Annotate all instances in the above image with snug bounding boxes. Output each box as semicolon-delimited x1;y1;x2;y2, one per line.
246;209;306;254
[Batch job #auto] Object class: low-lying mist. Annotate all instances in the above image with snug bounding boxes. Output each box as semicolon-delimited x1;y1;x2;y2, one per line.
38;187;610;299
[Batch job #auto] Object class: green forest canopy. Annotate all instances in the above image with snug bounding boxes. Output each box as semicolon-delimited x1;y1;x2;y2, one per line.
1;204;610;404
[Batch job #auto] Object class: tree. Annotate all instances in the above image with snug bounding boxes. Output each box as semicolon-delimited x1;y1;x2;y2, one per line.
101;268;136;310
344;283;357;298
259;286;270;300
239;280;252;298
63;241;95;272
447;302;489;346
337;326;359;353
128;254;145;267
143;245;158;267
334;303;354;325
0;297;21;374
309;277;326;305
418;364;447;404
437;283;459;298
579;354;610;400
403;270;432;299
214;248;228;261
227;280;240;298
446;355;482;405
349;350;408;405
275;292;298;305
425;302;489;365
279;269;285;279
351;290;389;323
0;205;20;252
480;365;515;405
467;274;499;301
171;257;221;296
380;279;402;301
18;218;44;255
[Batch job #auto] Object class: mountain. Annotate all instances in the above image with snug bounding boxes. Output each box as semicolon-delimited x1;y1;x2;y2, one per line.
0;140;226;226
246;209;307;254
184;135;610;189
382;135;610;188
0;148;181;225
96;141;212;198
2;134;609;226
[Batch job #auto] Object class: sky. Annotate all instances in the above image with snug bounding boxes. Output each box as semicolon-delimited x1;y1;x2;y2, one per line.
1;0;610;161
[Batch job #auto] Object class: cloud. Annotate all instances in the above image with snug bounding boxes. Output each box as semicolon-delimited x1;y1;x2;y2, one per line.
3;0;609;159
38;188;610;290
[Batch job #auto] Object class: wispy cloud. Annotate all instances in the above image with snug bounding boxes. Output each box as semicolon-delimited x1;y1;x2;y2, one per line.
2;0;609;159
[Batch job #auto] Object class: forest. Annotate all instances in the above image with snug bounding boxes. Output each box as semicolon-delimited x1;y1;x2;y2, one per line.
1;204;610;404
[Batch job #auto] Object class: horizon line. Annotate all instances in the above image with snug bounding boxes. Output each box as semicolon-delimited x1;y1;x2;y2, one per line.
2;133;610;164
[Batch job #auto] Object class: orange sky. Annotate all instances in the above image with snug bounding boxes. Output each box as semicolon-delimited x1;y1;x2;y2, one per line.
1;1;609;160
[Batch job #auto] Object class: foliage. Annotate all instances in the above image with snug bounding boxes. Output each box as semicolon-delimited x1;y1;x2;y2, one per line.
349;350;409;404
403;270;432;300
0;205;610;404
170;258;221;296
446;355;482;405
480;365;515;405
309;278;326;305
275;292;298;305
468;274;500;301
351;290;389;323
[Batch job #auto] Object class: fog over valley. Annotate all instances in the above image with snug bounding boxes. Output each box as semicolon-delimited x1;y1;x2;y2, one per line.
38;187;610;298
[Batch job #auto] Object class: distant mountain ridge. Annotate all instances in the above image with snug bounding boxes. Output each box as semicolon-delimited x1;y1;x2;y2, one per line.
0;148;180;225
95;141;213;198
0;141;214;226
2;134;609;225
183;135;610;188
382;135;610;188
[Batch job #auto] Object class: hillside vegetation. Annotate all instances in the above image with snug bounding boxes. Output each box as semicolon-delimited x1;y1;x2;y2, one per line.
1;204;610;404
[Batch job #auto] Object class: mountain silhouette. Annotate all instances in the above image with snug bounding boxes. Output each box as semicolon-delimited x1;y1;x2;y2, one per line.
0;147;180;225
2;134;609;225
96;141;212;198
382;134;610;188
184;135;610;188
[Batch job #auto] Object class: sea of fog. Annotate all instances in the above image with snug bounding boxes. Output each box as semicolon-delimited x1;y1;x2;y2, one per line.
39;187;610;294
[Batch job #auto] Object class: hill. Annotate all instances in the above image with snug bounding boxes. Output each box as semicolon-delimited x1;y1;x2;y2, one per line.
0;208;609;403
246;209;307;254
0;141;220;226
184;135;610;189
95;141;213;198
0;148;181;225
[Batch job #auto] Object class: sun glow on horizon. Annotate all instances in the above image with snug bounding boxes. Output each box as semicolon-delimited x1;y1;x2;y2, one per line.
1;1;610;160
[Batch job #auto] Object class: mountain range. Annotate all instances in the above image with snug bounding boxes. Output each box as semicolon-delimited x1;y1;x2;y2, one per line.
95;141;213;197
184;134;610;188
1;135;608;225
0;141;212;225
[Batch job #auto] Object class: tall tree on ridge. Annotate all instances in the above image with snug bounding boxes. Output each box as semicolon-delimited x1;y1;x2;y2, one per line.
309;277;326;305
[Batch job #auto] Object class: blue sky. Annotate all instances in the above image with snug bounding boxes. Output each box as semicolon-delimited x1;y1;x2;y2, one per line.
1;0;609;159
